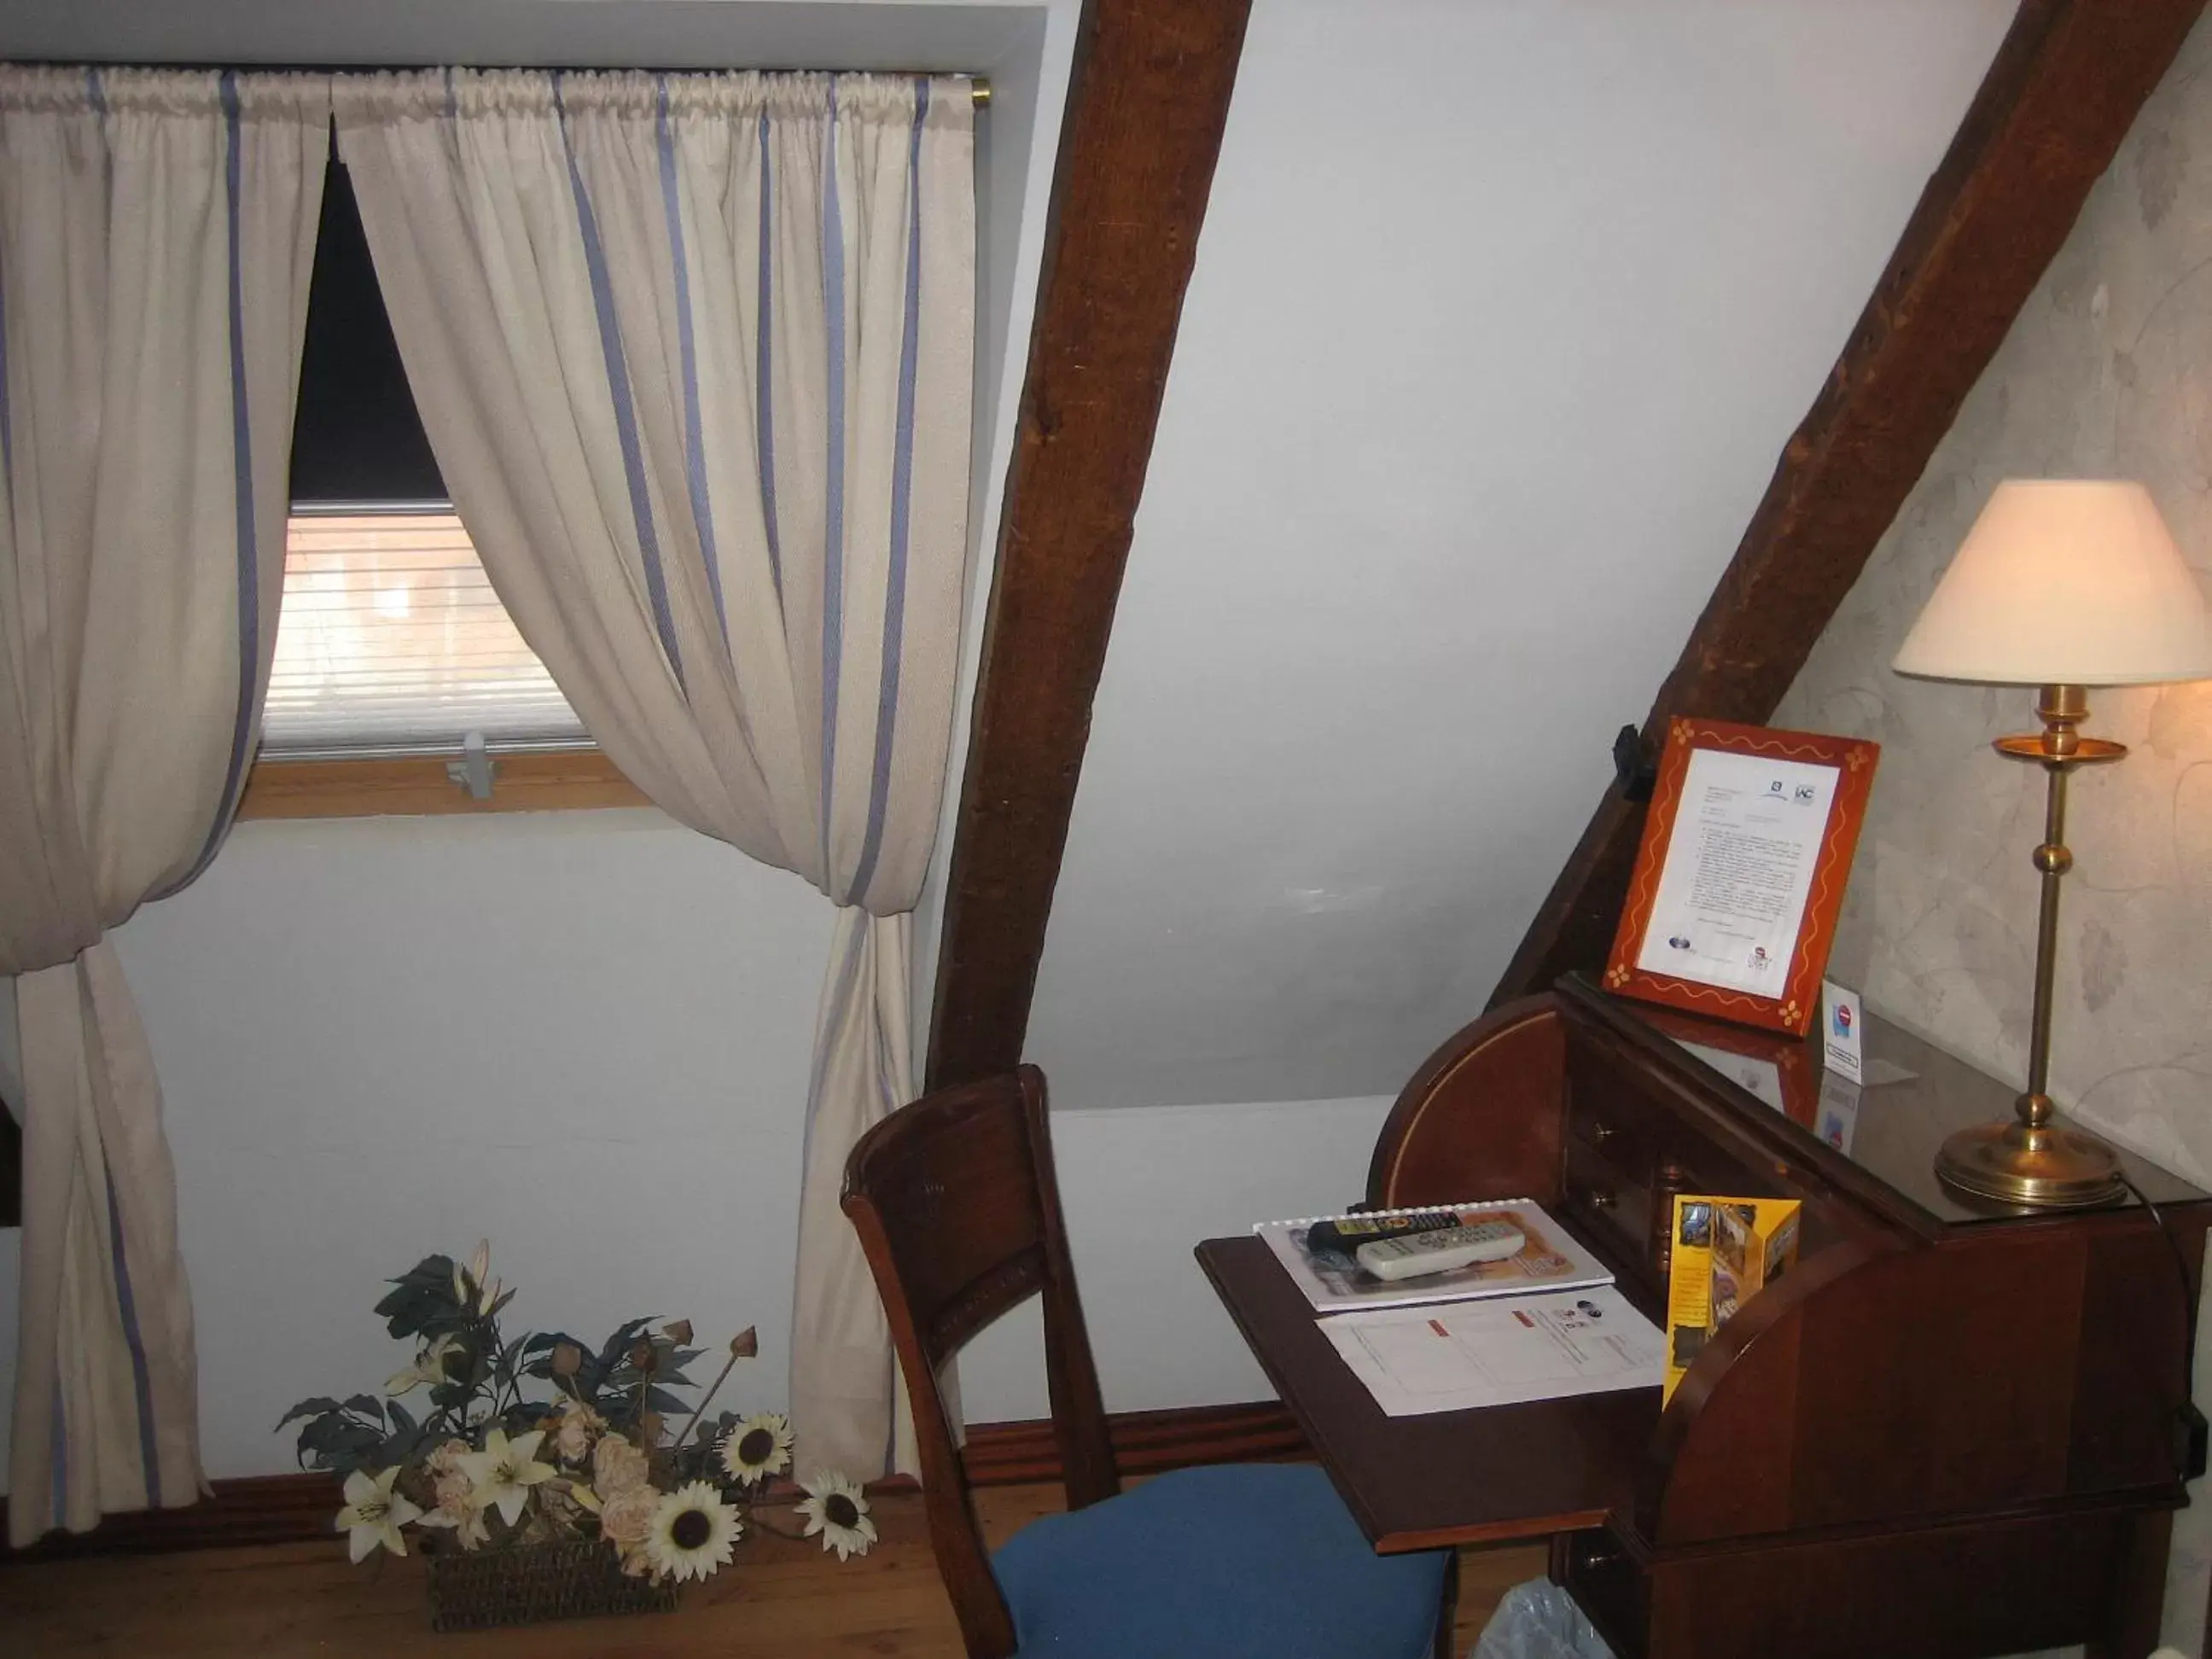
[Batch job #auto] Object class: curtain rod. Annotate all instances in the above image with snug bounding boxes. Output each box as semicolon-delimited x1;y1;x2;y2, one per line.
3;57;990;106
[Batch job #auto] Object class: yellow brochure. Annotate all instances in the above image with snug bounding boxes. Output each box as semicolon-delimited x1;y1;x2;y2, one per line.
1662;1195;1801;1404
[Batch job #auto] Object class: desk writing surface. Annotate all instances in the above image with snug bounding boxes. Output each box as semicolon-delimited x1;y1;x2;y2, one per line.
1195;1234;1658;1553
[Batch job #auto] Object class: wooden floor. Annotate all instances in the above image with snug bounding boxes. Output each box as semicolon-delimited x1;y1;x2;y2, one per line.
0;1483;1546;1656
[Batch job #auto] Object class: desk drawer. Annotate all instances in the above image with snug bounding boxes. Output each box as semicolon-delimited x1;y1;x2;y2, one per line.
1561;1132;1661;1289
1563;1038;1821;1295
1557;1527;1649;1659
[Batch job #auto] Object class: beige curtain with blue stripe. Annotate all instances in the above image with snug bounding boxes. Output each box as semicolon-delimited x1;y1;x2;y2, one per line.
335;70;974;1477
0;67;328;1543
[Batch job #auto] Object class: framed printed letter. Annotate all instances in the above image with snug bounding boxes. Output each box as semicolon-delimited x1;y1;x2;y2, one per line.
1603;719;1878;1035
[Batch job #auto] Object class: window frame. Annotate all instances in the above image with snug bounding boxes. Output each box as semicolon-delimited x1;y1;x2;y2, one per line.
245;503;643;819
239;747;647;820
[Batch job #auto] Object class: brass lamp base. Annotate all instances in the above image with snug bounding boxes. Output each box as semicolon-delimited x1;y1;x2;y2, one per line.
1934;1115;2126;1209
1929;684;2129;1211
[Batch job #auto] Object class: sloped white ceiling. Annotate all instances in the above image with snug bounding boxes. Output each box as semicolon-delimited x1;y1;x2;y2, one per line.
0;0;1043;73
1022;0;2017;1109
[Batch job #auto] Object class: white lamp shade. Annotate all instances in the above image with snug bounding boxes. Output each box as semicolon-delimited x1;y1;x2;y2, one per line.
1893;480;2212;686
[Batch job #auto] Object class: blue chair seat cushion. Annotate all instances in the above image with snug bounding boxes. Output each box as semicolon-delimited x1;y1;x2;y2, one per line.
992;1461;1448;1658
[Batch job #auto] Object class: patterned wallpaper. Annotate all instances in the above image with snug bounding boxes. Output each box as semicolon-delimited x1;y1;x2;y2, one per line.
1773;19;2212;1647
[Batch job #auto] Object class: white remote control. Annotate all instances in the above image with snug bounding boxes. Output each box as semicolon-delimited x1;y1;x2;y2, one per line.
1354;1220;1527;1282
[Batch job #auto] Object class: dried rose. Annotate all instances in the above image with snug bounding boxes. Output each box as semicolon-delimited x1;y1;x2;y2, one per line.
601;1486;659;1551
663;1319;694;1345
426;1438;473;1481
431;1470;474;1517
553;1400;602;1463
730;1327;759;1359
593;1435;650;1498
550;1342;584;1380
629;1341;657;1372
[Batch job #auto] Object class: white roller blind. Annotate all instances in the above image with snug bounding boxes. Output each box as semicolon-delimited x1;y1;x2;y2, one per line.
263;508;586;755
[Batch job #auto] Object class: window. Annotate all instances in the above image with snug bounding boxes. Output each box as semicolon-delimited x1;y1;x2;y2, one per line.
265;508;584;757
242;154;638;818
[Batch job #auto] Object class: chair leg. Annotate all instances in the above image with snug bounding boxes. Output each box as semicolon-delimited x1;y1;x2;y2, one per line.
1433;1546;1461;1659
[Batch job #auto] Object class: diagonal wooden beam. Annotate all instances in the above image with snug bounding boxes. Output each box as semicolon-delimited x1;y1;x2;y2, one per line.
1490;0;2207;1008
926;0;1254;1088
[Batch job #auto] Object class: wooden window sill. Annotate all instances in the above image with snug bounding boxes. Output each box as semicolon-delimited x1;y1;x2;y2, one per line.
236;750;651;820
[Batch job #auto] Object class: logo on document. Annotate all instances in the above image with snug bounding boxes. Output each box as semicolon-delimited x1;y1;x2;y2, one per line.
1668;934;1691;951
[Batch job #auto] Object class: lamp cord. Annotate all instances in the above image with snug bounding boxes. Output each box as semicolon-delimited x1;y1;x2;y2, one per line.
2120;1174;2203;1481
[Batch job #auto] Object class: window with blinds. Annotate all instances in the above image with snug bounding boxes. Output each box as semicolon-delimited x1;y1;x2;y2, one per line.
262;508;586;756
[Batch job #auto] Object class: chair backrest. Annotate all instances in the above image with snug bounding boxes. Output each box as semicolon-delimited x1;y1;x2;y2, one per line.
841;1065;1117;1658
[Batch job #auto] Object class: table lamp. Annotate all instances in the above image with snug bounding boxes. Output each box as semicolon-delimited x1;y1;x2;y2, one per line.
1894;480;2212;1207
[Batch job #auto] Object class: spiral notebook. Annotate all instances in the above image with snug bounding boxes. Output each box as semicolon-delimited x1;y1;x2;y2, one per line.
1254;1199;1615;1316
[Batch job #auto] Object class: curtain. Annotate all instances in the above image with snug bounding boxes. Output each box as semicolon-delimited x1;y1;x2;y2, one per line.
0;67;327;1542
334;70;975;1476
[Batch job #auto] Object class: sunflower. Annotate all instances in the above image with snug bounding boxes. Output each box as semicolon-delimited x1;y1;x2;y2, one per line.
719;1412;794;1486
642;1481;742;1583
796;1471;877;1562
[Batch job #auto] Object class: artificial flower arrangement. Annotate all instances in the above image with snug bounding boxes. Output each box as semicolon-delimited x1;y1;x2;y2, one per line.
280;1243;876;1609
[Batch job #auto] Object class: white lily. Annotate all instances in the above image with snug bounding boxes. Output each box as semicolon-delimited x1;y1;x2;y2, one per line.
335;1466;422;1563
385;1334;462;1397
458;1426;556;1528
453;1239;491;1306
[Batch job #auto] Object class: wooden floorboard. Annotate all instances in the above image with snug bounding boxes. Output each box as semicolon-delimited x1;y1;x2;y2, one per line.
0;1482;1543;1656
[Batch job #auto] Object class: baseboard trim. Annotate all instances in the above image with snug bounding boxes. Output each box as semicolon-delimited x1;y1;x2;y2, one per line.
961;1399;1307;1485
1;1400;1307;1563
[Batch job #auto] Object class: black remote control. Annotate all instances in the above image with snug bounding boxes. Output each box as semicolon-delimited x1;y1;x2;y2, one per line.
1306;1211;1461;1259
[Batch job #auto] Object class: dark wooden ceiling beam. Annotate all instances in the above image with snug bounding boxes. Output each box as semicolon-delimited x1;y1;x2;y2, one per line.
925;0;1254;1088
1491;0;2207;1007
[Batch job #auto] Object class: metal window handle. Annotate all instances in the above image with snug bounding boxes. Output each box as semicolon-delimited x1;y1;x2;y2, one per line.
445;731;498;800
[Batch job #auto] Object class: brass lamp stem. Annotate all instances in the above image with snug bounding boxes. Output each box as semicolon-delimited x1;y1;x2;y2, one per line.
1934;683;2129;1208
2019;685;2080;1127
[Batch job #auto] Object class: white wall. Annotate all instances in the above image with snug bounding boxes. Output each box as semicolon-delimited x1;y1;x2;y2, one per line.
114;813;833;1481
957;1094;1394;1424
1024;0;2019;1111
0;811;1381;1481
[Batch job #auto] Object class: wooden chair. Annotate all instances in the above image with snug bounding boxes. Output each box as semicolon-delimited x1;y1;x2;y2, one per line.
842;1065;1452;1659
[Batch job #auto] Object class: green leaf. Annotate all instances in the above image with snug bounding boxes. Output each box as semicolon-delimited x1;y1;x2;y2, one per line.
374;1256;463;1338
276;1396;342;1430
342;1394;383;1422
643;1386;690;1416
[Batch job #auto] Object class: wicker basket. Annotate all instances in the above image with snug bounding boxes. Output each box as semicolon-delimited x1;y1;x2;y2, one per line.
423;1535;681;1632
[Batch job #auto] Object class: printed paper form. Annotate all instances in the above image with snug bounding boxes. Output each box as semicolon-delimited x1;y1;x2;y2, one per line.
1320;1286;1663;1417
1636;745;1840;994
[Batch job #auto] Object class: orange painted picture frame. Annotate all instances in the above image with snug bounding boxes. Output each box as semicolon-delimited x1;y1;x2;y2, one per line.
1602;718;1878;1035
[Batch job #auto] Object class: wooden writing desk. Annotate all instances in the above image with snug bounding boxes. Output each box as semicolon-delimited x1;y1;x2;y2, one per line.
1198;975;2209;1659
